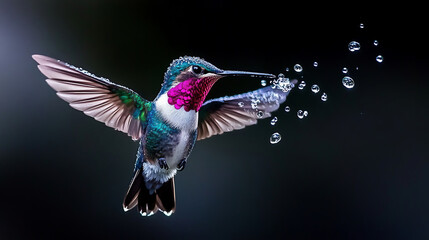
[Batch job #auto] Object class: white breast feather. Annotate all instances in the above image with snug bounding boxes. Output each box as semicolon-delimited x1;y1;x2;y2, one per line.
155;93;198;131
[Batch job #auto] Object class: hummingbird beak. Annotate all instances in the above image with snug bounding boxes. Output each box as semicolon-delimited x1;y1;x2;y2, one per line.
217;70;276;79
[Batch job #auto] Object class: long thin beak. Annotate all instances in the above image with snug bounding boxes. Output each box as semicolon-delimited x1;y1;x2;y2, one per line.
218;70;276;79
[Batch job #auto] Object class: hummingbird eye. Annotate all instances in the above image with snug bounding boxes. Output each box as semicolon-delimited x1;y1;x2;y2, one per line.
191;65;205;75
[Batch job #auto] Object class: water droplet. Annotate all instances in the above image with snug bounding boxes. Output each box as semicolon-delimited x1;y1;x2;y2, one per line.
348;41;361;52
313;61;318;67
297;110;308;119
374;40;379;46
294;64;303;73
271;75;293;93
359;23;364;29
311;84;320;93
376;55;384;63
238;102;244;107
261;79;267;86
342;76;355;89
321;92;328;101
284;106;290;112
251;103;257;109
270;132;281;144
256;110;264;118
270;117;278;126
298;81;306;90
342;67;348;74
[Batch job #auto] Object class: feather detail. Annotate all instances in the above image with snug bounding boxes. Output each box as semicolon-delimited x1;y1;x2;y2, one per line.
33;54;152;140
197;85;295;140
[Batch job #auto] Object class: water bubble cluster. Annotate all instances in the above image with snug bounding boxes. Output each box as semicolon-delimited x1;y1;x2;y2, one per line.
270;73;294;93
267;22;382;144
270;117;278;126
297;110;309;119
63;61;110;82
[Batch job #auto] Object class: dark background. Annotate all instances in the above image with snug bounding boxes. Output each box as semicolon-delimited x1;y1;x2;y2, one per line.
0;1;428;239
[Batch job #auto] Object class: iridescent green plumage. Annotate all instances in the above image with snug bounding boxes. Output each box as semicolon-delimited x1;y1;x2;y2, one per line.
112;88;153;122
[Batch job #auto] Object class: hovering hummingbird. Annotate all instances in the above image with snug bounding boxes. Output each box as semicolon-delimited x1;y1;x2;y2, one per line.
33;54;294;216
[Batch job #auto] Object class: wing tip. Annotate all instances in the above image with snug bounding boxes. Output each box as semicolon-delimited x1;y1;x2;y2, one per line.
32;54;54;64
32;54;42;62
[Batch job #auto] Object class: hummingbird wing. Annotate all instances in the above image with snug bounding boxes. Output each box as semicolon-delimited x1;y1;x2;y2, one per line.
197;85;294;140
33;54;151;141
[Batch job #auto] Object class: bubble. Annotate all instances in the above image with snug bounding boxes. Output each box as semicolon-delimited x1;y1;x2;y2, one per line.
294;64;303;73
251;99;259;109
284;106;290;112
238;102;244;107
271;75;293;93
311;84;320;93
348;41;361;52
256;110;264;118
270;132;281;144
261;80;267;86
285;67;289;72
313;61;318;67
376;55;384;63
321;92;328;101
270;117;278;126
342;76;355;89
297;110;308;119
374;40;379;46
342;67;348;74
298;81;306;90
359;23;364;29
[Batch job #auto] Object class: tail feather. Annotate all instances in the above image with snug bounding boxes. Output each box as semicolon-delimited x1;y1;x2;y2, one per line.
123;169;143;211
137;185;158;216
123;167;176;216
156;178;176;215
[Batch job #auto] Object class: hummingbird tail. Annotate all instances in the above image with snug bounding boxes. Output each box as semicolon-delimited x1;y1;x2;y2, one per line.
122;168;176;216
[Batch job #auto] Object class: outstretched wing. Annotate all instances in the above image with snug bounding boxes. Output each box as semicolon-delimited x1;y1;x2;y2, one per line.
197;85;295;140
33;54;151;140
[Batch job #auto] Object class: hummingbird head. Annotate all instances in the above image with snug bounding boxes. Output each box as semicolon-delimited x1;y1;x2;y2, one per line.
157;56;275;112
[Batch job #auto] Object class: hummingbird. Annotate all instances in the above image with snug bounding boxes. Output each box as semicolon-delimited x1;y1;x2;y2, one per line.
33;54;294;216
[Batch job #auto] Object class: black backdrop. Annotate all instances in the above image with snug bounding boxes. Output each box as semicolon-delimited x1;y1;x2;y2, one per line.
0;1;428;239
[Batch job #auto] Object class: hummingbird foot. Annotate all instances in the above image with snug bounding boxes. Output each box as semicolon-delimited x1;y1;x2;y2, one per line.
158;158;169;170
177;158;187;171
